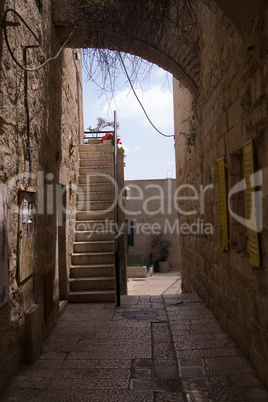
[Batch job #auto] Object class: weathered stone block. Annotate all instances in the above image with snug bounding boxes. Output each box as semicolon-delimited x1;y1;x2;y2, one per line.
127;266;147;278
24;304;42;364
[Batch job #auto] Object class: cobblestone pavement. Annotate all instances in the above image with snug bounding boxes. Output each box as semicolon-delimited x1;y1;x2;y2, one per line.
2;294;268;401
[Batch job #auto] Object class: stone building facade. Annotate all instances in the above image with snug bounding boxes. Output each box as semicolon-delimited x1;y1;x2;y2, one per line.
0;0;83;393
125;179;180;269
173;4;268;387
1;0;268;393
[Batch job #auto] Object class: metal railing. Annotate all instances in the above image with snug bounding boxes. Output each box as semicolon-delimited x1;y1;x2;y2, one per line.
84;130;113;143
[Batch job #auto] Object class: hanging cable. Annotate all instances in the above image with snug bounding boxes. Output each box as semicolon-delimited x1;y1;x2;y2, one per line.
24;47;33;186
2;8;76;186
3;9;76;72
118;52;174;138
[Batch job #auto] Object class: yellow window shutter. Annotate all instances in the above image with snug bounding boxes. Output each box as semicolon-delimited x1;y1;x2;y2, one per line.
243;140;261;268
216;157;229;251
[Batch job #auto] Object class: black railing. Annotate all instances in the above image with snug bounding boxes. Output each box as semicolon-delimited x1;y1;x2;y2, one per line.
84;130;114;143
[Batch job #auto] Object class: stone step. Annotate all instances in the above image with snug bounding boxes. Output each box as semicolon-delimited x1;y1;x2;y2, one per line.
77;191;114;202
76;210;114;221
79;167;114;176
70;264;115;278
69;277;115;292
80;158;113;167
79;174;114;184
79;144;113;152
73;241;114;253
69;290;115;303
79;151;113;160
75;220;114;231
72;252;114;265
84;139;100;144
75;230;114;242
76;200;115;211
77;183;114;193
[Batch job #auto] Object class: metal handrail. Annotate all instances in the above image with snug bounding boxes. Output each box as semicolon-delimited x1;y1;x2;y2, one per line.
84;130;115;143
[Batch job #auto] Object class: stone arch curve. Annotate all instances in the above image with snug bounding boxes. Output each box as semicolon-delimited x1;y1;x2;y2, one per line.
53;0;201;97
52;0;263;97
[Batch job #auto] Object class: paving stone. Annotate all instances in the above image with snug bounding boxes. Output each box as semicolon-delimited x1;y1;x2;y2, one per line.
205;356;243;366
4;376;51;390
186;377;209;391
36;389;154;401
180;366;206;378
231;374;267;388
208;385;245;401
179;358;204;367
176;348;239;359
49;377;129;390
2;294;268;401
38;352;68;361
61;359;131;369
1;388;40;401
130;378;164;391
205;363;252;376
154;391;185;401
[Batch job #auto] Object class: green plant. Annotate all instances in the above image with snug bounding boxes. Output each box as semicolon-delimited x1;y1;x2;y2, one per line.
100;132;126;166
150;232;172;262
88;117;119;132
179;116;196;153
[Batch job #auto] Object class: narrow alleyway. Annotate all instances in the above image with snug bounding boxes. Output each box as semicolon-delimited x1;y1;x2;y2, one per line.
2;294;268;401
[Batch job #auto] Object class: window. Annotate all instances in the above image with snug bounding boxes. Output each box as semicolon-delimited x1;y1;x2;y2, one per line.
217;140;261;267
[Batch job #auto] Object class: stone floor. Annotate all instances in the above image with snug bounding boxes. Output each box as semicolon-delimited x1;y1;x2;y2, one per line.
127;269;182;295
2;293;268;401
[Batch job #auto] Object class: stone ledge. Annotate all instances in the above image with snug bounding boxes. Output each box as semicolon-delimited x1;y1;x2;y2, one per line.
127;266;147;278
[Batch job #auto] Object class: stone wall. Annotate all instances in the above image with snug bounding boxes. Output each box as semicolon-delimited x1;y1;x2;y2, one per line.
173;1;268;387
0;0;82;393
125;179;180;269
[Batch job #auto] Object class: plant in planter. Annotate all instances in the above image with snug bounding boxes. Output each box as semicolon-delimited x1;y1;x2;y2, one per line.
150;232;172;272
100;132;126;166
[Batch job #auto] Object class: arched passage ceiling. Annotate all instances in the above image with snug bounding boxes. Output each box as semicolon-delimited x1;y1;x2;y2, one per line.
52;0;264;97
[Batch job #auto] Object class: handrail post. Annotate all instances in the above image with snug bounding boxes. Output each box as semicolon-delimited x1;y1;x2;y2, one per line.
114;110;120;306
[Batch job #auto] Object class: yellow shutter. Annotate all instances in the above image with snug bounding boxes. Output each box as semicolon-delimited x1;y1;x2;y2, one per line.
243;140;261;268
216;157;229;251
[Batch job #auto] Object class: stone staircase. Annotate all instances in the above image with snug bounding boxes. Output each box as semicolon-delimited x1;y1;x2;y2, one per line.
69;140;116;303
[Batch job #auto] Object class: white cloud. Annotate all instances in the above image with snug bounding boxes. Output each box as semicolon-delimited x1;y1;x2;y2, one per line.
123;144;131;154
103;85;173;130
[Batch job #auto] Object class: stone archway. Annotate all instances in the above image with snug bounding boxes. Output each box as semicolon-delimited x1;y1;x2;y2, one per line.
52;0;264;98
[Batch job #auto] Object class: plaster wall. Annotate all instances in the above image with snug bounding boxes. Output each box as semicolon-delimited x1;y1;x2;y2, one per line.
125;179;180;269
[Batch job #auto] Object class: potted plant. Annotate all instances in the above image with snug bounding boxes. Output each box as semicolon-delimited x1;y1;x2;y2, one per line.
150;232;172;272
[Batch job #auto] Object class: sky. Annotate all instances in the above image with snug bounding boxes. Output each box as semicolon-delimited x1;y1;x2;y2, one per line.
82;54;176;181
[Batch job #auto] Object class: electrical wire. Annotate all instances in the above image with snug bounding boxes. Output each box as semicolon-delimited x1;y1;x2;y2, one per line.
3;8;76;72
118;52;174;138
3;8;75;186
